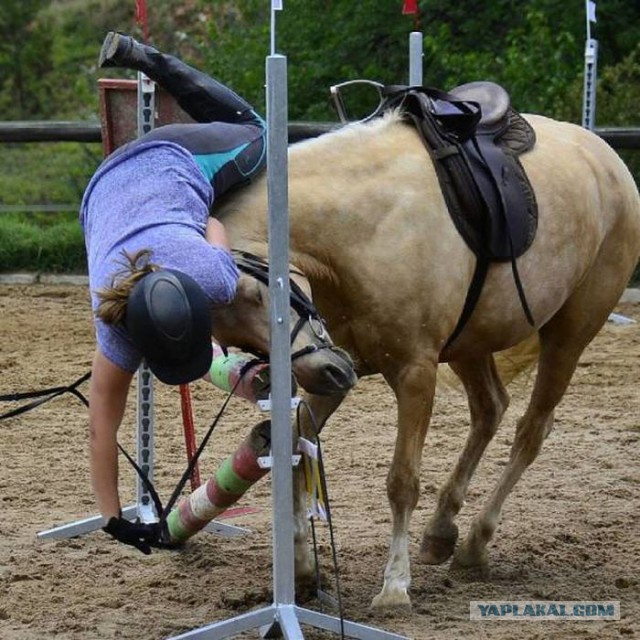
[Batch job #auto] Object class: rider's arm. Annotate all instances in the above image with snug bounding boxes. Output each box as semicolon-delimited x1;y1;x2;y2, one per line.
89;349;134;523
206;217;231;250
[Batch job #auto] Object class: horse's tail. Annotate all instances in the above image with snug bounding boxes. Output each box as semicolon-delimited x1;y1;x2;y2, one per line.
437;333;540;390
492;333;540;386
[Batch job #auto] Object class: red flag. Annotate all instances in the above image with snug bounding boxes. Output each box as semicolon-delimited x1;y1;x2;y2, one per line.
403;0;418;14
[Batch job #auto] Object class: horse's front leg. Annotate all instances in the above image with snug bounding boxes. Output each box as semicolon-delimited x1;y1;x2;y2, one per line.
372;360;437;609
292;390;349;594
421;355;509;564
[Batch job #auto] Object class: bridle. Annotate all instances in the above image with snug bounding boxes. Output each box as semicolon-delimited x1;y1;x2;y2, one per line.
233;250;334;361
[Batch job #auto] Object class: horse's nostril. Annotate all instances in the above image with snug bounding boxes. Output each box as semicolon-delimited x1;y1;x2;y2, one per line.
324;362;357;391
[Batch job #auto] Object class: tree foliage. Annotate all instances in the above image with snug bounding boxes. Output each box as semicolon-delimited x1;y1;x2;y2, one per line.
0;0;637;215
1;0;637;124
197;0;639;123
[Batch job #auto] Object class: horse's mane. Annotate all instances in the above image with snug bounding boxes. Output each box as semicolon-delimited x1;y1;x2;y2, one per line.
291;109;404;154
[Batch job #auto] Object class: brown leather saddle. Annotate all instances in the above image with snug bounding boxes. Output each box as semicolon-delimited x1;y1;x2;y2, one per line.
379;81;538;347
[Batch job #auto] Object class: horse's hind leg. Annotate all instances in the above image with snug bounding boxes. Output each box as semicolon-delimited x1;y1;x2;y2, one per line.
453;276;623;568
421;355;509;565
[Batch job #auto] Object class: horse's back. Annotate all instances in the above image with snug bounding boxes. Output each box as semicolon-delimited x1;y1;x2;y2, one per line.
516;115;640;270
524;115;640;235
442;114;640;358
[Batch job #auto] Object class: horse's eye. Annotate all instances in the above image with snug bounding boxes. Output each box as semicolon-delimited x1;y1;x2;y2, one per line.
255;282;265;305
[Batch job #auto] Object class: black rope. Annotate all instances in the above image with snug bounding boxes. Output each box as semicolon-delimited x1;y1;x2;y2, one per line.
296;399;345;639
159;370;251;520
117;442;164;517
0;359;266;541
118;357;267;533
0;371;91;421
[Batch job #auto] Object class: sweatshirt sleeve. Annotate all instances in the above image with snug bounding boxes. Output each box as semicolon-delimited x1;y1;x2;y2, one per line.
203;245;240;305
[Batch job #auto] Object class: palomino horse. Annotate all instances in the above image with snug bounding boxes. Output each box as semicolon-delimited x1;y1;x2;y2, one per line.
216;109;640;608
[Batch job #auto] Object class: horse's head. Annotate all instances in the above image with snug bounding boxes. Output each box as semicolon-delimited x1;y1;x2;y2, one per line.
210;251;357;395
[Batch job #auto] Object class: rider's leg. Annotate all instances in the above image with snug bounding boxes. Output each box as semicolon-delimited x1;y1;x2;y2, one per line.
137;121;267;196
98;32;261;126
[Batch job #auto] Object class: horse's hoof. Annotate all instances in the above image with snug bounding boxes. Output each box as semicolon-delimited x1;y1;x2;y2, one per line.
451;542;489;570
371;589;412;610
294;565;317;603
295;577;318;604
420;521;458;564
420;534;457;565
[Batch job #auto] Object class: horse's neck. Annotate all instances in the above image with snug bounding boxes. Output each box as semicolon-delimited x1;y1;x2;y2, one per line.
220;115;414;277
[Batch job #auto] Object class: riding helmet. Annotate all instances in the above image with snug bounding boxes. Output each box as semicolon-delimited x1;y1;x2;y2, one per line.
126;270;213;385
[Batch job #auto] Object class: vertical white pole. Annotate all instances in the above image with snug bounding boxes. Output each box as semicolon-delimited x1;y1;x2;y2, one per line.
582;1;598;130
582;39;598;130
409;31;423;86
266;52;298;610
136;72;158;524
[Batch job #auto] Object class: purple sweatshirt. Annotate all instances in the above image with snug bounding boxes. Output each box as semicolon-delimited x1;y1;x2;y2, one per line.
80;140;239;373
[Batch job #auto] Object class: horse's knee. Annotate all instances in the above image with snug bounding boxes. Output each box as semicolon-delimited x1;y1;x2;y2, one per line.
386;470;420;512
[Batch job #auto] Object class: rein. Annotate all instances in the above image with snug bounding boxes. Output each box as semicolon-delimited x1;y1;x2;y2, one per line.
0;372;91;420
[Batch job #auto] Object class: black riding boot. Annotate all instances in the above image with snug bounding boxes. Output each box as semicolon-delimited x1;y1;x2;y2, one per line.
98;32;254;124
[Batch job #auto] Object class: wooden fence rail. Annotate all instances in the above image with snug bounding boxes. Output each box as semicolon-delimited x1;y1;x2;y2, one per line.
0;121;338;144
1;121;639;148
0;121;638;215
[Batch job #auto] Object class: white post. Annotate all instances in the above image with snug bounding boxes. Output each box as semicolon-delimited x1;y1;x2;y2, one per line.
582;0;598;130
582;38;598;130
409;31;423;86
265;54;298;613
135;72;158;523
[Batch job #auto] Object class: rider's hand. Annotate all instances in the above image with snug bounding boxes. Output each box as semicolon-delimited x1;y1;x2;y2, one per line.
102;516;160;555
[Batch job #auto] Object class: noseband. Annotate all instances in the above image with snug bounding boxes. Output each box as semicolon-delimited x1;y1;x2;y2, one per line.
233;250;332;361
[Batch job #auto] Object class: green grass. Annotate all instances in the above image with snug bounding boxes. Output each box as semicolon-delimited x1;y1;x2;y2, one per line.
0;212;87;273
0;141;98;273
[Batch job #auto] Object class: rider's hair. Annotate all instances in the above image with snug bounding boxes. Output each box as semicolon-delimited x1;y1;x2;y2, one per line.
96;249;161;325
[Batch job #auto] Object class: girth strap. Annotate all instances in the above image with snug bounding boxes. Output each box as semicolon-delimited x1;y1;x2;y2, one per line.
444;258;489;351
